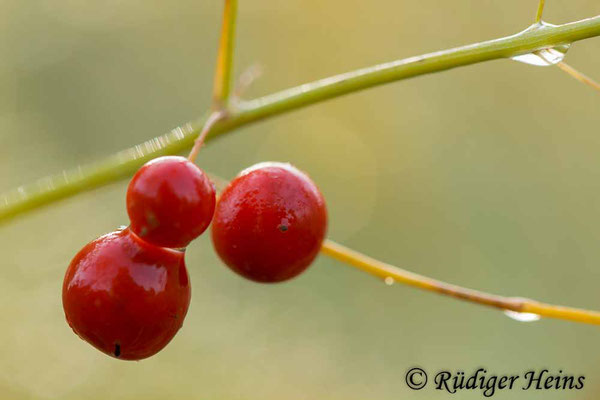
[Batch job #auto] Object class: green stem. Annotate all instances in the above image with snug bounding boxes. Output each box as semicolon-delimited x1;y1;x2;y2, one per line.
536;0;546;24
2;16;600;222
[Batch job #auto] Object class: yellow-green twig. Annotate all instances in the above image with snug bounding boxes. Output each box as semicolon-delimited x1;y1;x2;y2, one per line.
212;0;238;107
535;0;546;24
322;240;600;326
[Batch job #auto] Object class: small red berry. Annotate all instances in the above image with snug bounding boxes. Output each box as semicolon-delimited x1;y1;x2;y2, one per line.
211;162;327;283
126;156;216;249
62;228;191;360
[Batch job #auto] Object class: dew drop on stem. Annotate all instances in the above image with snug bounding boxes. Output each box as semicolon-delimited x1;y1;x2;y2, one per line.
511;22;571;66
503;309;541;322
384;277;395;286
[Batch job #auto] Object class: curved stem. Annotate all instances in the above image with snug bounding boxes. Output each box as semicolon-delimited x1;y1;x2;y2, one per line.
322;240;600;325
2;15;600;222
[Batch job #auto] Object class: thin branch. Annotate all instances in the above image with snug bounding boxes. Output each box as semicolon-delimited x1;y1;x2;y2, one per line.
2;15;600;222
212;0;238;107
556;61;600;91
189;0;238;163
188;111;226;163
322;240;600;325
536;0;546;24
189;66;261;163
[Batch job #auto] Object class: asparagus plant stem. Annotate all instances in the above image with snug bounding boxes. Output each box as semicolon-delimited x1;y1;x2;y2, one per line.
212;0;238;107
322;240;600;325
1;15;600;222
536;0;546;24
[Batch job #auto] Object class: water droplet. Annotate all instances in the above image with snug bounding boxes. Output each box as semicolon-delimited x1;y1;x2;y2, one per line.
384;277;395;286
512;47;569;66
503;310;541;322
511;22;570;66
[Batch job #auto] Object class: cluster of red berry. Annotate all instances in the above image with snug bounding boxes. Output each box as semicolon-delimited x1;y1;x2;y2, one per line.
62;156;327;360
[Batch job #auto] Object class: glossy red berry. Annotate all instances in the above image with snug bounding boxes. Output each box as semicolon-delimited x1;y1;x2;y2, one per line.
126;156;216;249
211;162;327;283
62;228;191;360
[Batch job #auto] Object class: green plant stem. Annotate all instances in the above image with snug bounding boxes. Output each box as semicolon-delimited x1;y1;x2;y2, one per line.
2;15;600;222
536;0;546;24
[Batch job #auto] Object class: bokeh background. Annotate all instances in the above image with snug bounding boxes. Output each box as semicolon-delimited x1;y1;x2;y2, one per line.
1;1;600;398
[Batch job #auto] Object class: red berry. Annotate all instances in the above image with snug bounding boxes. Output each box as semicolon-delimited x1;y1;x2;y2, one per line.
126;156;216;249
62;228;191;360
211;162;327;283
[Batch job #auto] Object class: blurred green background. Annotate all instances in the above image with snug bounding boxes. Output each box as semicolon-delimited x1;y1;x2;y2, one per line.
1;1;600;398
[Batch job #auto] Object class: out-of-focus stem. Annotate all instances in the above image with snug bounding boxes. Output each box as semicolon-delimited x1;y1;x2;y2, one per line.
322;240;600;326
556;61;600;91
